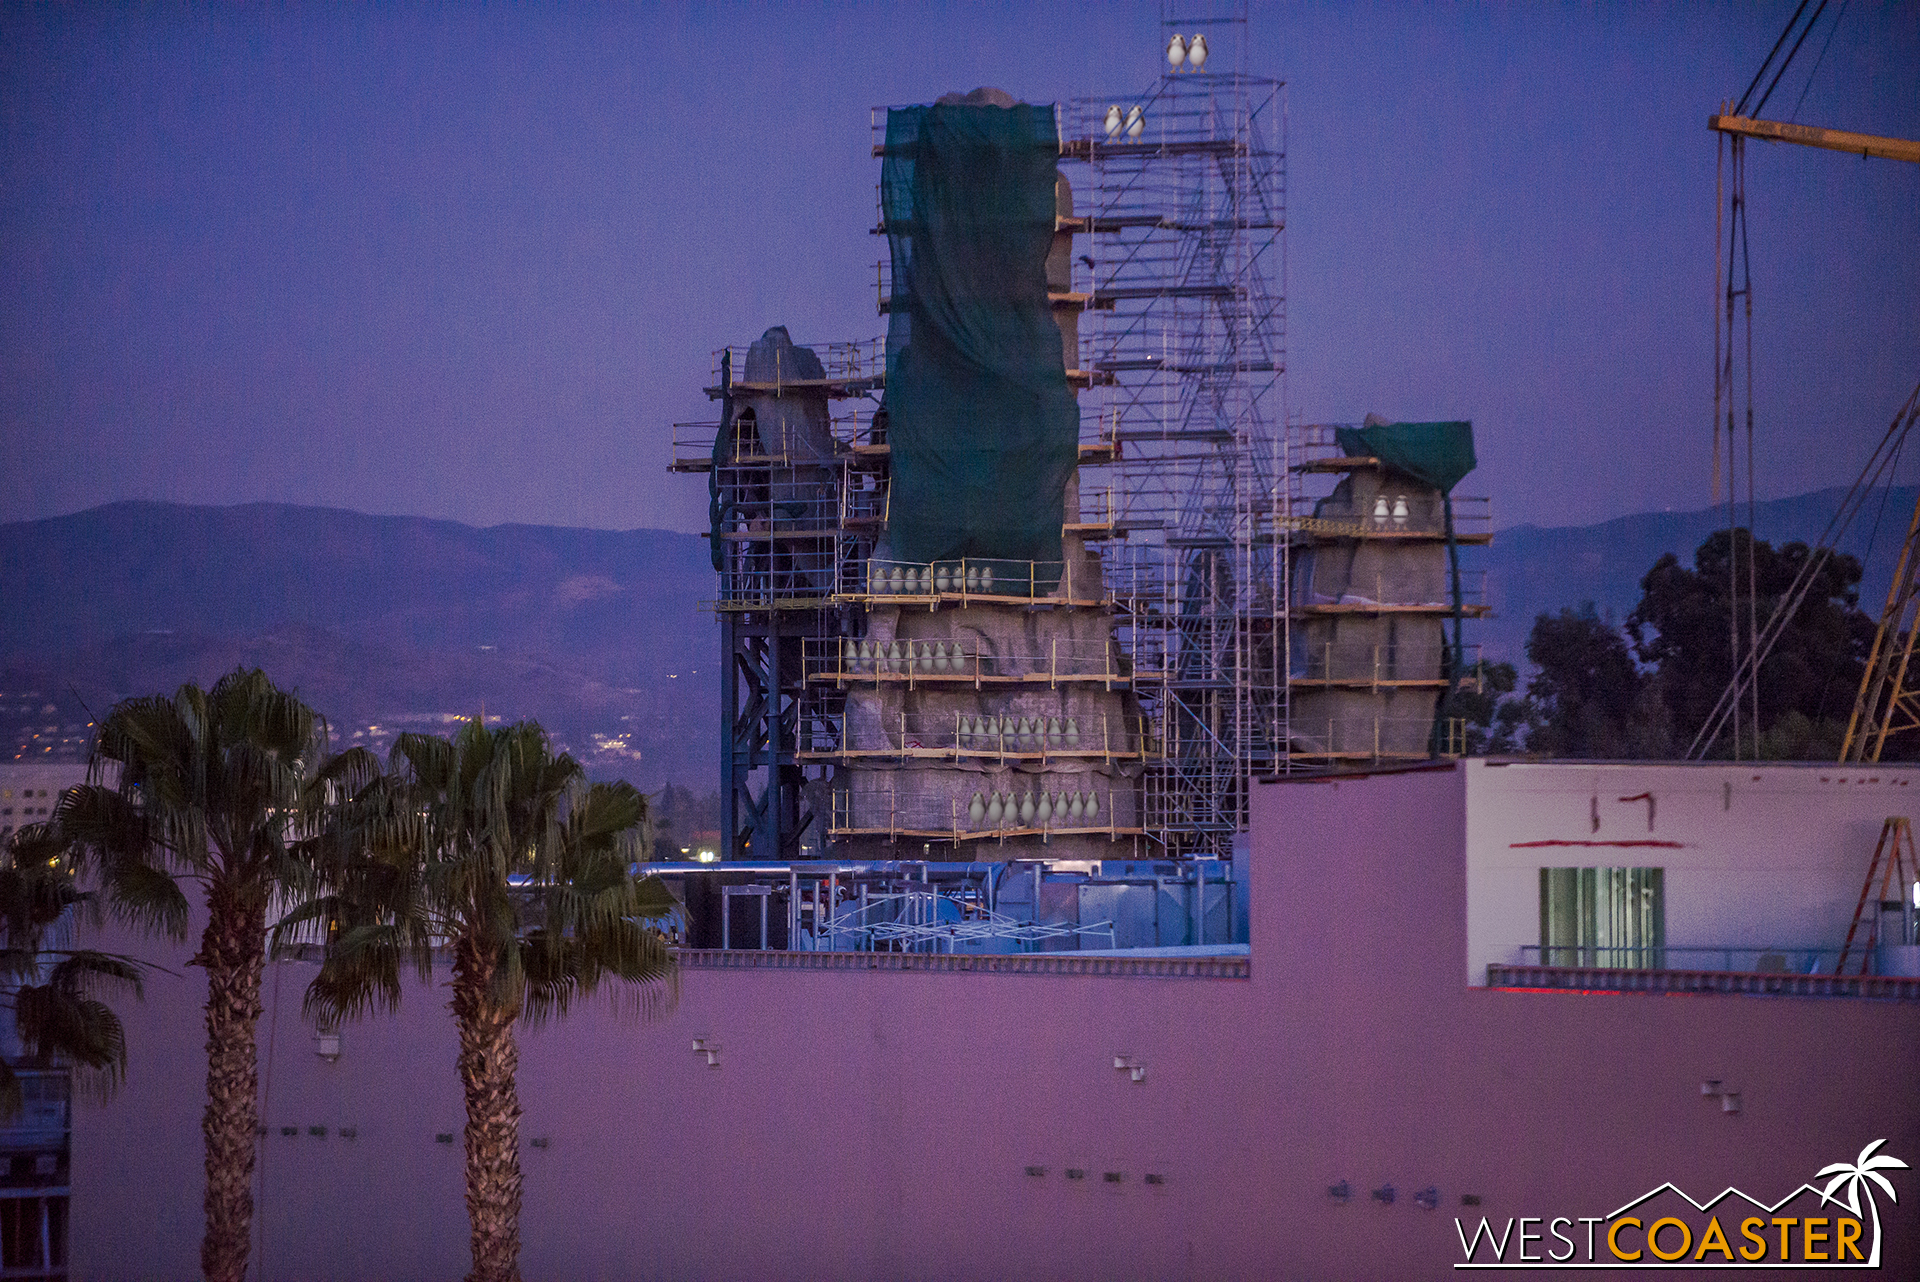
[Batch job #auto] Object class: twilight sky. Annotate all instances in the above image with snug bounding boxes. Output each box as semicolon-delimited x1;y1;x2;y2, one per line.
2;3;1915;536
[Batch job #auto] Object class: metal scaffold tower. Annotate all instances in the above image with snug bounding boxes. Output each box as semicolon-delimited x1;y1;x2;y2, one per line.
1060;11;1289;857
677;9;1477;863
669;339;886;862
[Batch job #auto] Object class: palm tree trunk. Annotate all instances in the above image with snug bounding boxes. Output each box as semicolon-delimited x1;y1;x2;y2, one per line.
198;882;266;1282
453;937;523;1282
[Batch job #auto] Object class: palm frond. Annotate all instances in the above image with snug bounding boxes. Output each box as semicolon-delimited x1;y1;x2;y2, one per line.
302;923;414;1023
13;981;128;1086
44;950;144;1001
316;716;679;1040
99;858;192;939
629;874;680;921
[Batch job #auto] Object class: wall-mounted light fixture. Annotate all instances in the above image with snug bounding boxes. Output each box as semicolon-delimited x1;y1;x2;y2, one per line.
692;1037;721;1068
315;1029;342;1063
1328;1180;1352;1202
1414;1187;1440;1210
1112;1054;1145;1083
1373;1184;1396;1205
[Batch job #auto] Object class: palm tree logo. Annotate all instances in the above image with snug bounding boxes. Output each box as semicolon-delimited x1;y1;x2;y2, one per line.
1817;1139;1908;1267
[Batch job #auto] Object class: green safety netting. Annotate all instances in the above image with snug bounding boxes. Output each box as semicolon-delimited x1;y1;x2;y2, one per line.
1334;420;1477;494
880;102;1077;589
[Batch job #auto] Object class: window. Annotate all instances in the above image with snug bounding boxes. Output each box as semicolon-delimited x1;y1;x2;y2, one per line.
0;1195;66;1277
1540;867;1664;968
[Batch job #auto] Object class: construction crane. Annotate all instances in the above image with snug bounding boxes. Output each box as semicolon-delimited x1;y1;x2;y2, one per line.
1708;113;1920;165
1838;385;1920;763
1713;103;1920;766
1686;2;1919;762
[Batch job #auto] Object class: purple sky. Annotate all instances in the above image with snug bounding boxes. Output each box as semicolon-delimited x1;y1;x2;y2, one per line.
3;3;1915;536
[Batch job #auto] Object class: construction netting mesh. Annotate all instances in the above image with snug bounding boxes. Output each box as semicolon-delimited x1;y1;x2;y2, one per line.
880;102;1078;588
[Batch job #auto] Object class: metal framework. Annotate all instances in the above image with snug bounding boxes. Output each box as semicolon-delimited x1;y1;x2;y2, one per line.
669;343;885;862
1060;19;1288;856
672;9;1484;861
663;858;1241;954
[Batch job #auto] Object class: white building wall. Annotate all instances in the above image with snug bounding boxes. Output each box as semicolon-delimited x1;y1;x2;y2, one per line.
0;761;89;842
1463;759;1920;985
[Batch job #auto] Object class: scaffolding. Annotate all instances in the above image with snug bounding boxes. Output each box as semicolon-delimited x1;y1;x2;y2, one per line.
668;341;886;862
671;9;1486;863
1058;26;1288;857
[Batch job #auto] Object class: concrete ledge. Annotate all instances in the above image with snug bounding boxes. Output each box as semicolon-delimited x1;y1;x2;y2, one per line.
1487;963;1920;1001
673;948;1250;979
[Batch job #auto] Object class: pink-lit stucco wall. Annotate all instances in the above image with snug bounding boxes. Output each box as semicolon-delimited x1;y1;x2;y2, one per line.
75;762;1920;1279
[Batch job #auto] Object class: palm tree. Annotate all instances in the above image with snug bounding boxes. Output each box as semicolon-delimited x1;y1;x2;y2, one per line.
59;669;329;1282
284;717;677;1282
0;822;144;1114
1817;1138;1908;1267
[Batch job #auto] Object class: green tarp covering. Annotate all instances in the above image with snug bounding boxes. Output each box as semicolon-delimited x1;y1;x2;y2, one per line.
1334;420;1477;494
881;102;1078;587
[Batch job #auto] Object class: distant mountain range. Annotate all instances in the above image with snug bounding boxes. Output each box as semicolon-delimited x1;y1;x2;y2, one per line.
0;489;1908;785
0;502;717;789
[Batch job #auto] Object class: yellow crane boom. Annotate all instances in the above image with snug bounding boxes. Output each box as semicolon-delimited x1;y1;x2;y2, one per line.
1710;114;1920;165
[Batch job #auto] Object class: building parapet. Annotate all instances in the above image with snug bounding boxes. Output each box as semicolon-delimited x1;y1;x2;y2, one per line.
1487;963;1920;1001
672;947;1249;979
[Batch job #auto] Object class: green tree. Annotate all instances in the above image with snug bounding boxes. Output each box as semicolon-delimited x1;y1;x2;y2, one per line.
1522;604;1670;758
286;718;677;1282
58;669;328;1282
1628;529;1872;757
0;822;144;1114
1442;660;1536;754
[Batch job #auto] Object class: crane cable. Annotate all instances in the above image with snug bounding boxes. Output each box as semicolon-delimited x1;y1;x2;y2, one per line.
1699;0;1841;759
1689;384;1920;759
1735;0;1830;118
1788;0;1850;124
